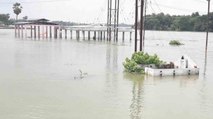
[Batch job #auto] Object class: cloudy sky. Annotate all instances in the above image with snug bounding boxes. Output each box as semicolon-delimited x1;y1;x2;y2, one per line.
0;0;212;24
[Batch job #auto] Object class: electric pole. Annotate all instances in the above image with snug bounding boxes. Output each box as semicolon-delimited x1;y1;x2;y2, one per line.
205;0;210;54
135;0;145;52
140;0;144;51
135;0;138;52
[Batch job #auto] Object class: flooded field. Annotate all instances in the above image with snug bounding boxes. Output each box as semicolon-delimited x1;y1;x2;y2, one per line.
0;29;213;119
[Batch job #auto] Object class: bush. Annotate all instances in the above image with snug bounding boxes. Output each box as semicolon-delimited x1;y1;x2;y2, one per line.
123;52;164;73
169;40;184;46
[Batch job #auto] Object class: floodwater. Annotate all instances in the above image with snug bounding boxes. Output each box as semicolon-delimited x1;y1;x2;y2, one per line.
0;29;213;119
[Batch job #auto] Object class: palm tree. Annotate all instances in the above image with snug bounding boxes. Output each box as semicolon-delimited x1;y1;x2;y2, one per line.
13;2;22;20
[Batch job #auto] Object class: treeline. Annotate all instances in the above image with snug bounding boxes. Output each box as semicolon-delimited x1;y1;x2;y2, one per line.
143;12;213;32
0;14;14;26
0;13;88;27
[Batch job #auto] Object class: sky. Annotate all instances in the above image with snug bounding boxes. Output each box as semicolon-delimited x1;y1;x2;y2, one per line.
0;0;212;24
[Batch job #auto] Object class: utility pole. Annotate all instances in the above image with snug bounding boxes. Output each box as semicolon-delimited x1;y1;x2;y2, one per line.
135;0;145;52
135;0;138;52
140;0;144;51
205;0;210;54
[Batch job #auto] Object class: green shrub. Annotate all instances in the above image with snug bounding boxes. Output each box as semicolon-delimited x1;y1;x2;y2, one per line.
123;58;144;73
169;40;184;46
123;52;164;73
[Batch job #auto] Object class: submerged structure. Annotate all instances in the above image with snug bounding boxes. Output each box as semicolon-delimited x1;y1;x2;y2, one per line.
14;18;59;39
145;55;199;76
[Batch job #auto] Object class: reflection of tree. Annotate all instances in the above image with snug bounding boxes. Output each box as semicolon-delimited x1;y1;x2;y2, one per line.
130;81;143;119
124;73;144;119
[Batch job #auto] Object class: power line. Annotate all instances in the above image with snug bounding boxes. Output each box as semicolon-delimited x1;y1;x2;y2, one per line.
0;0;72;4
149;2;206;14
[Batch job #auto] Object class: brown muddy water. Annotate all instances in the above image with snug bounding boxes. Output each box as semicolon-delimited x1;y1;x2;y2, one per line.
0;29;213;119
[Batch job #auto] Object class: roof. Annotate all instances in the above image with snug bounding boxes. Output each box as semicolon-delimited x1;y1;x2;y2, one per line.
15;18;59;25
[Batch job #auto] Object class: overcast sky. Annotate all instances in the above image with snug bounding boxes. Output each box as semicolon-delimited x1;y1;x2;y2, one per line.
0;0;212;24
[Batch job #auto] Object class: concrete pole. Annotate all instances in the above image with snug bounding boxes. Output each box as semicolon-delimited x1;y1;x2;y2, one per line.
103;31;106;40
130;32;132;40
59;27;62;39
122;32;125;42
46;25;48;39
15;25;17;37
34;26;37;39
38;26;40;39
65;29;67;39
205;0;211;54
49;26;52;39
76;30;78;40
88;31;90;40
42;25;44;39
100;31;103;40
30;25;33;38
94;31;96;40
135;0;138;52
21;25;24;38
25;25;27;38
70;30;72;39
82;30;85;40
18;25;20;38
140;0;144;51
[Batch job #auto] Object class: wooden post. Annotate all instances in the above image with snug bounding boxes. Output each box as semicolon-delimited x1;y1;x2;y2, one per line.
65;29;67;39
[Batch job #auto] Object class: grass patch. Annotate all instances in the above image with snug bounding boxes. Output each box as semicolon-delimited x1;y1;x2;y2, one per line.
169;40;184;46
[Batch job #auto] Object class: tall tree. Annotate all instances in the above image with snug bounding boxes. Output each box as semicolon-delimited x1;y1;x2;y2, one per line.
13;2;22;20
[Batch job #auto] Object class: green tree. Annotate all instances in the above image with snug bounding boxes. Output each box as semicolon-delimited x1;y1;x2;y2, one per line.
13;2;22;20
0;14;10;25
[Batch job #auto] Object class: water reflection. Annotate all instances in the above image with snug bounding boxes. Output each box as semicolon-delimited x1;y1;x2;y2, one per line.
124;73;145;119
204;52;208;75
106;44;118;72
